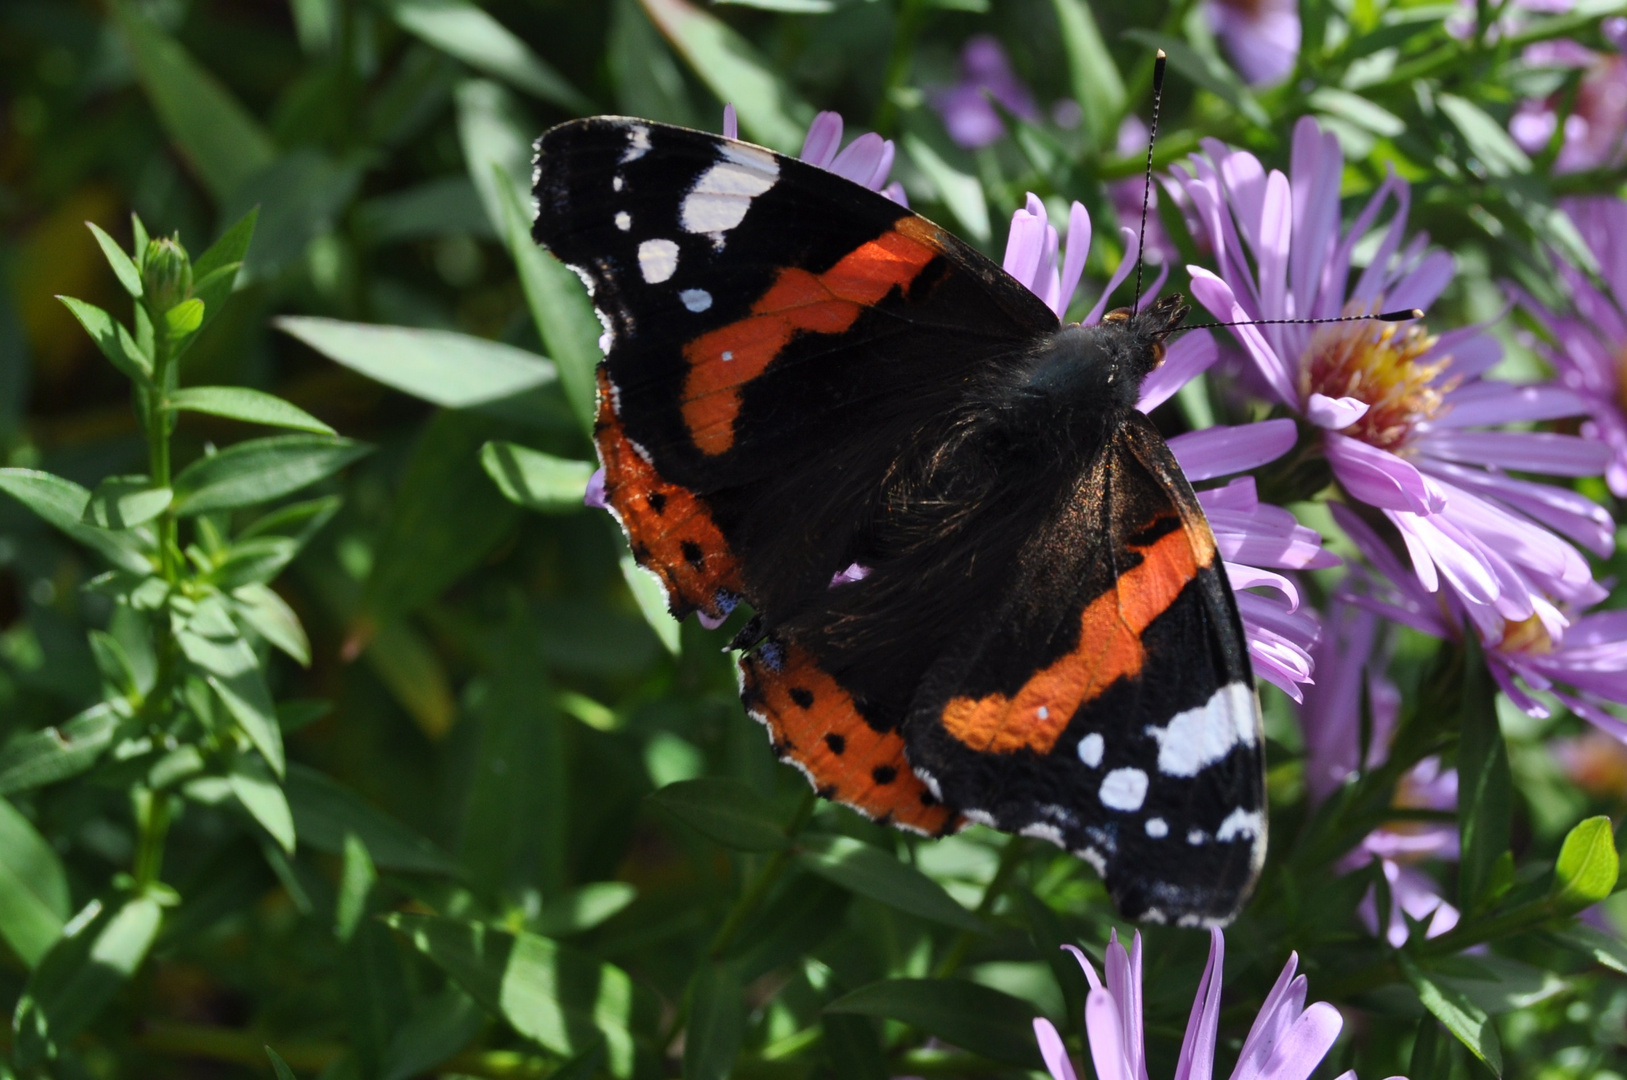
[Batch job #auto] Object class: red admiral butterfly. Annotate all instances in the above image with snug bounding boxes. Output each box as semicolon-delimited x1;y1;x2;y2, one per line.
534;115;1266;926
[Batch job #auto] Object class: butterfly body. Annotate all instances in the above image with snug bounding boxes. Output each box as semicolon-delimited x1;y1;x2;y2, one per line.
535;117;1265;925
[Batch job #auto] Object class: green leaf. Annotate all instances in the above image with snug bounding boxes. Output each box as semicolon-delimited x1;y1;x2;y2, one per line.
797;835;987;933
164;297;205;338
495;173;601;435
1439;93;1531;177
86;222;143;297
621;554;682;656
1457;634;1511;914
1551;923;1627;975
194;207;258;281
266;1046;298;1080
822;1014;887;1080
111;1;277;199
825;977;1043;1068
683;963;743;1080
232;583;311;666
0;469;153;572
384;0;591;112
533;883;639;938
1308;87;1407;138
1050;0;1126;151
608;0;700;128
276;315;556;409
230;753;295;854
481;442;595;513
82;476;172;530
167;387;334;435
901;133;990;244
335;832;378;943
56;296;153;385
209;537;300;590
286;764;459;875
88;630;141;699
385;913;650;1077
220;150;363;281
11;895;163;1068
455;76;534;241
639;0;812;152
650;778;788;852
0;796;70;967
1551;815;1619;913
0;704;123;796
1400;954;1503;1076
170;435;371;516
1122;30;1269;128
378;986;486;1080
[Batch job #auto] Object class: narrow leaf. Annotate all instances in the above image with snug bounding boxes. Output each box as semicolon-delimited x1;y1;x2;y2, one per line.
797;834;987;933
495;173;601;435
901;133;990;243
232;583;312;666
209;537;300;590
230;753;296;853
0;469;153;572
277;316;555;408
1457;634;1511;913
683;963;744;1080
639;0;811;152
621;554;682;656
86;222;143;297
1552;816;1619;913
651;778;787;852
168;387;334;435
385;0;592;112
165;297;205;337
82;476;172;530
533;883;639;938
111;1;277;199
12;895;163;1068
481;442;595;512
385;912;649;1077
266;1046;298;1080
0;704;123;796
0;796;71;967
1439;93;1532;177
56;296;152;384
335;832;378;943
286;764;459;875
208;670;286;777
1400;954;1503;1076
826;978;1043;1068
1050;0;1126;151
195;207;259;280
170;435;371;516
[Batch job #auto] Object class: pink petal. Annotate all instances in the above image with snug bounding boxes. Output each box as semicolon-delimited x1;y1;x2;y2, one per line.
1227;564;1301;610
722;104;738;140
1060;944;1103;990
1166;418;1297;481
1174;928;1224;1080
799;111;843;168
585;467;608;509
829;132;888;187
1185;266;1298;405
1251;1002;1344;1080
1433;382;1589;426
1085;227;1142;324
1417;430;1613;477
1305;393;1369;430
1084;989;1137;1080
1059;201;1092;317
1034;1018;1079;1080
1324;434;1439;514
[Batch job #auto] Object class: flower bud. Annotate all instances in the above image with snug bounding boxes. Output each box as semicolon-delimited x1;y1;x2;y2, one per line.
142;236;192;313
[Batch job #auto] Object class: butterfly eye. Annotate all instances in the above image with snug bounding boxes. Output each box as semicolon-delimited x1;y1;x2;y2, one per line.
1102;308;1131;324
1149;340;1167;368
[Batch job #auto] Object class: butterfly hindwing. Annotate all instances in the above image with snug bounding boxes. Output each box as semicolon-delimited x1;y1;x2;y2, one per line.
901;412;1264;926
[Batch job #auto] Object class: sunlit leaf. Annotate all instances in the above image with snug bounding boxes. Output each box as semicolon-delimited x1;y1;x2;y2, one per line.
82;476;171;530
1400;954;1504;1076
797;835;987;933
482;442;595;513
0;469;153;573
170;435;371;516
385;0;591;112
0;704;123;797
56;296;152;385
167;387;335;435
1050;0;1125;151
335;832;377;943
620;554;682;656
0;796;70;968
86;222;143;297
1551;816;1619;913
230;752;296;853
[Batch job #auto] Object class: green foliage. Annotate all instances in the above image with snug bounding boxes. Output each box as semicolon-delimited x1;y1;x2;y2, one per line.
3;1;1626;1077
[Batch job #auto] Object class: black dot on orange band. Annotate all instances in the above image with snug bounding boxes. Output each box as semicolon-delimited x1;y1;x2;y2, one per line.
647;491;667;514
823;732;845;754
681;540;705;568
872;765;897;785
789;687;814;709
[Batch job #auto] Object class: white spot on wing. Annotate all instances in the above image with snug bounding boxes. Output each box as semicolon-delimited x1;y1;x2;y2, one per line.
679;288;712;312
1098;768;1148;812
721;350;734;361
1074;846;1107;874
963;808;996;827
1077;733;1104;768
1187;829;1207;846
1020;822;1064;845
1145;817;1168;838
1216;807;1263;842
638;239;679;284
615;211;631;231
620;124;651;163
613;175;624;191
681;144;779;243
1145;683;1256;777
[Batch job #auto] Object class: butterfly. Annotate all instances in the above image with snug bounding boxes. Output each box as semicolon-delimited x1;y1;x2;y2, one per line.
532;116;1265;926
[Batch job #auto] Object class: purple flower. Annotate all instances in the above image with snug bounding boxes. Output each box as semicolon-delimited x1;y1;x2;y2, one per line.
1300;597;1460;946
1207;0;1301;86
930;35;1040;149
1170;116;1613;638
1509;18;1627;173
1335;502;1627;738
1514;195;1627;496
1034;930;1387;1080
1002;194;1336;698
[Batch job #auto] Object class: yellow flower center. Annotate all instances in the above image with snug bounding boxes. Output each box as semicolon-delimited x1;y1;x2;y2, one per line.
1497;613;1554;656
1299;315;1453;452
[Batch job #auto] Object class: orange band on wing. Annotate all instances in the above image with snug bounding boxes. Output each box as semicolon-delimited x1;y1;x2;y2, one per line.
595;368;743;622
741;641;961;836
941;519;1215;755
681;219;942;455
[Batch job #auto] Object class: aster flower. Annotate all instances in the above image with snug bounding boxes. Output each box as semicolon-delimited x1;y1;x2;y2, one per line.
1514;194;1627;496
930;35;1041;149
1509;17;1627;173
1334;501;1627;739
1033;929;1387;1080
1170;115;1613;637
1301;599;1460;946
1002;194;1336;698
1207;0;1301;87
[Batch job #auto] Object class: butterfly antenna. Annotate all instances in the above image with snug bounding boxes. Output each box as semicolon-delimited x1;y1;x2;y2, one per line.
1184;308;1425;331
1130;49;1167;319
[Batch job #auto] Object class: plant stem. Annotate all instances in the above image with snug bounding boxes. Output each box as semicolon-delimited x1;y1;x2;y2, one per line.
132;787;172;890
932;835;1026;978
707;788;819;961
146;330;178;582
